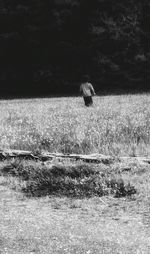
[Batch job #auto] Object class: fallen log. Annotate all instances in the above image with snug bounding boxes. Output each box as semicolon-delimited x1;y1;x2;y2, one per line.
40;152;114;164
0;149;114;164
0;149;39;160
0;149;150;165
119;156;150;164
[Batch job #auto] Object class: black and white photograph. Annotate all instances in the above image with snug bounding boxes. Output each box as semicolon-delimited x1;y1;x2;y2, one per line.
0;0;150;253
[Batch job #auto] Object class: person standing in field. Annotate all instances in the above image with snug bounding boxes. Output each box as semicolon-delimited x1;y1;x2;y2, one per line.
80;75;96;106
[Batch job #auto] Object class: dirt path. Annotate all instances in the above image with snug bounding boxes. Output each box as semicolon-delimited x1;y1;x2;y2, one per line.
0;178;150;254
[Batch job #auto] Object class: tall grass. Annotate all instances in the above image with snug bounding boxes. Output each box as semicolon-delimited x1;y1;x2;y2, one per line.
0;94;150;156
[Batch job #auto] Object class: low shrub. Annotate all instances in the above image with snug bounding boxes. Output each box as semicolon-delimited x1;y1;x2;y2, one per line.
1;160;136;198
106;178;136;197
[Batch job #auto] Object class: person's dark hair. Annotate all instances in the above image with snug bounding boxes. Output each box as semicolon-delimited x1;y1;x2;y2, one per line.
82;75;90;83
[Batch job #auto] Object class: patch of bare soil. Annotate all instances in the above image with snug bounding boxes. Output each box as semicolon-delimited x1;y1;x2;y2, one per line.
0;171;150;254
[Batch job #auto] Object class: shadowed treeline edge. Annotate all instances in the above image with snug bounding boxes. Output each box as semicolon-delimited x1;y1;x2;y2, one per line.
0;0;150;96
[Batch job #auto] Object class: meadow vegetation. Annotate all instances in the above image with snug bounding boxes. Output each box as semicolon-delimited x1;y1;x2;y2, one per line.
0;93;149;198
0;159;136;198
0;94;150;253
0;94;150;157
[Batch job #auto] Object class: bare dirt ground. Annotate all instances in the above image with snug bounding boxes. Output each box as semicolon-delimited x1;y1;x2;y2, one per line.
0;171;150;254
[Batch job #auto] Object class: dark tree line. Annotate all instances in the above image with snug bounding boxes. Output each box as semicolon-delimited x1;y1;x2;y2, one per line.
0;0;150;97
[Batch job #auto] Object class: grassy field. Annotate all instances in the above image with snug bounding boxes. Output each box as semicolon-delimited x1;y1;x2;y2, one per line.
0;94;150;156
0;94;150;253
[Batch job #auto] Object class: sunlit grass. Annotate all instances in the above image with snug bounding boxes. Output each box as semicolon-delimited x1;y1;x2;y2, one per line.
0;94;150;156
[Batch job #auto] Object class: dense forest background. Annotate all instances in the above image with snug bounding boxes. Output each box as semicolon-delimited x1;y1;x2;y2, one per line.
0;0;150;97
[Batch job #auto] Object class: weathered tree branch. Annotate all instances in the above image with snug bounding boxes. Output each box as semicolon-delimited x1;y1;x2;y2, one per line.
0;149;150;165
0;149;114;164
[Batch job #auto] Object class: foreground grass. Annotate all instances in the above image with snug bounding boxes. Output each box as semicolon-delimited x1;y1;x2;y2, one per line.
0;160;150;253
0;94;150;156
